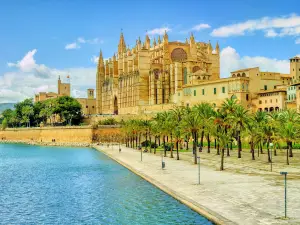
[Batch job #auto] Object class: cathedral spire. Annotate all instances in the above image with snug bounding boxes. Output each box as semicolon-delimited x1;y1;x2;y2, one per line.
118;31;126;54
158;36;161;44
215;41;220;54
153;37;156;47
207;40;212;54
163;30;168;43
97;50;104;71
190;32;195;45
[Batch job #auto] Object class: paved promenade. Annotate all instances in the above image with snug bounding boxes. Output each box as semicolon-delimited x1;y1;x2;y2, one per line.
95;145;300;225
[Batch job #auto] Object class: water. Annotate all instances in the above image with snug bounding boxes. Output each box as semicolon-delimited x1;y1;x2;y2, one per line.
0;144;213;225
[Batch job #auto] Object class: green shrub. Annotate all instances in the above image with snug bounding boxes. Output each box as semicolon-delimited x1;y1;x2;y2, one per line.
98;118;118;125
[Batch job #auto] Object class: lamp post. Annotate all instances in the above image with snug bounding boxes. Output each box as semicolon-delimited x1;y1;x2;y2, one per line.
270;142;273;172
280;171;288;219
162;149;165;169
197;156;200;184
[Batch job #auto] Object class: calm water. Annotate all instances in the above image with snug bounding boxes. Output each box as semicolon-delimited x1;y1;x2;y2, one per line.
0;144;213;225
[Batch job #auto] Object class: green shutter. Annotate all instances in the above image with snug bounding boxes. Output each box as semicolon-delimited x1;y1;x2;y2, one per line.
222;87;225;93
202;89;205;95
194;90;196;96
214;88;216;94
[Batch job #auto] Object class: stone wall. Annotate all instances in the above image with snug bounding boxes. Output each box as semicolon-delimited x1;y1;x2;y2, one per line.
0;126;121;144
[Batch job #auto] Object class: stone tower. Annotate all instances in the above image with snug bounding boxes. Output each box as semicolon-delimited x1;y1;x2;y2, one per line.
96;50;104;114
290;56;300;82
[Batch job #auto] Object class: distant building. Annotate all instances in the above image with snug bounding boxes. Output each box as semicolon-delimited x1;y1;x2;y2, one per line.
35;76;96;115
95;31;298;114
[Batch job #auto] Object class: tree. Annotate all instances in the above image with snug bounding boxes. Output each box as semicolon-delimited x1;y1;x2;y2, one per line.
2;118;8;130
21;105;34;127
181;106;201;164
54;96;82;125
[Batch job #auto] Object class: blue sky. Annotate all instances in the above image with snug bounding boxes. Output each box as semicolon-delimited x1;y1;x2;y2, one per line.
0;0;299;103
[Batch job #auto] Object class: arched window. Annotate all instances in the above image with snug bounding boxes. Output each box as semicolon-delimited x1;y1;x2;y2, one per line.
237;73;241;77
183;67;187;84
242;73;246;77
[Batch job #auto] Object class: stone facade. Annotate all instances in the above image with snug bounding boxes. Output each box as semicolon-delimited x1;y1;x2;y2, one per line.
95;32;300;114
96;32;220;115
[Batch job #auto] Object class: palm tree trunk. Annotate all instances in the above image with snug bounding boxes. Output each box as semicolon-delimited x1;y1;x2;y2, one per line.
163;135;166;157
149;134;152;153
170;133;174;158
193;131;197;164
251;141;255;160
154;136;157;154
186;136;189;151
286;144;290;165
260;142;263;154
289;141;293;157
200;130;204;148
217;143;220;155
274;145;277;156
220;148;225;171
207;134;210;153
226;144;230;156
145;132;148;151
176;140;179;160
214;139;216;149
267;141;271;163
238;132;242;158
158;136;161;146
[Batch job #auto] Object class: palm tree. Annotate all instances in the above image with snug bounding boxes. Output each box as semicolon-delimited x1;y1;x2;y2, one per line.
181;106;201;164
195;103;214;153
279;109;300;157
171;106;185;160
245;115;261;160
231;105;249;158
278;121;299;165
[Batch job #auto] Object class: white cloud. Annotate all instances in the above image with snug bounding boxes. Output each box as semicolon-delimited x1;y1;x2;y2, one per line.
264;29;278;37
220;46;291;78
91;55;99;64
0;50;96;103
147;27;171;35
192;23;211;31
296;38;300;44
65;37;103;50
211;14;300;38
8;49;37;72
65;42;80;50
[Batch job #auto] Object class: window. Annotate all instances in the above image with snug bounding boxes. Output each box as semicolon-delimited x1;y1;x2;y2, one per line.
178;93;180;96
183;67;187;85
265;100;267;103
270;99;272;103
194;90;196;96
92;106;94;108
246;94;249;101
214;88;217;94
259;100;262;104
202;89;205;95
86;106;88;108
264;85;267;90
222;87;225;93
276;99;278;103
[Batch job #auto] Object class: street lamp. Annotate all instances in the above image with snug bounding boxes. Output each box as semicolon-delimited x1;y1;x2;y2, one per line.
280;172;288;219
161;149;165;169
270;142;273;172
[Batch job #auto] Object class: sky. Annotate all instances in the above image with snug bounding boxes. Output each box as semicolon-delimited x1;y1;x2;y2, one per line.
0;0;300;103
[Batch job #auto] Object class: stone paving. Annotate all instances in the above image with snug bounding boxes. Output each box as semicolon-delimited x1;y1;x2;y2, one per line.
95;145;300;225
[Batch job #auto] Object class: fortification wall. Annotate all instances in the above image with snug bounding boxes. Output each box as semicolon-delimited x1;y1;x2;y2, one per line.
0;126;121;144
